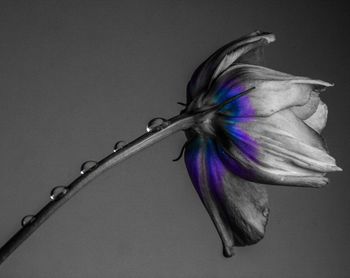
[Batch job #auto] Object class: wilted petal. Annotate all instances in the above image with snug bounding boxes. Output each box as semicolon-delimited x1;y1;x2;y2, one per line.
187;31;275;103
215;109;341;187
184;136;269;257
204;64;333;117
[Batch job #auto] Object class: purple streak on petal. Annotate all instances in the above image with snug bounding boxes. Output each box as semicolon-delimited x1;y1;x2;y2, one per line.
184;136;227;200
185;136;238;254
224;123;259;162
205;139;226;199
212;80;246;105
218;146;254;180
184;137;204;196
219;91;256;118
210;79;262;177
209;79;256;118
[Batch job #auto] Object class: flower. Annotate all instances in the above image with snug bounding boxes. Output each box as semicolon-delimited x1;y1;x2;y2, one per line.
183;31;341;257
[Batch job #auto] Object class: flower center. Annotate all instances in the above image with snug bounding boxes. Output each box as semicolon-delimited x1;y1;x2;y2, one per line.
193;112;216;136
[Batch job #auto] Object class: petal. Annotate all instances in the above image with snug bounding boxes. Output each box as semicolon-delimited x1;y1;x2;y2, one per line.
291;91;328;133
291;91;321;120
186;31;275;103
204;64;333;117
304;100;328;133
211;33;275;81
214;109;341;187
184;136;269;257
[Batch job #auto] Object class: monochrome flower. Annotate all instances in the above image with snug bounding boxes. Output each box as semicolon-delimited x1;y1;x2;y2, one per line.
183;31;341;257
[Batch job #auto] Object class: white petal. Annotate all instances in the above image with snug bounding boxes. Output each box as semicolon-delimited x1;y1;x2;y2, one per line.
187;31;275;103
207;64;333;117
216;109;341;187
304;101;328;133
212;33;275;81
291;91;320;120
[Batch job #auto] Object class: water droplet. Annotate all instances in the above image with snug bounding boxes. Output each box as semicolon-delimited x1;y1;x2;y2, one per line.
146;118;168;132
80;161;98;174
113;141;126;152
262;208;269;217
50;186;68;200
21;215;35;227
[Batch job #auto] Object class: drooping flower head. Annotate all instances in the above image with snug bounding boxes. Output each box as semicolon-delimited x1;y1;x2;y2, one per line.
183;31;341;257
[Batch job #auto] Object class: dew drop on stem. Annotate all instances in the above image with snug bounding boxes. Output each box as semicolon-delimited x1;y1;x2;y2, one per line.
21;215;35;227
113;141;126;152
146;117;168;132
50;186;68;200
80;161;98;175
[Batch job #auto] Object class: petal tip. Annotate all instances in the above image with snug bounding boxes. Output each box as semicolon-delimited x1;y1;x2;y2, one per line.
251;31;276;44
262;33;276;43
291;79;334;88
299;176;329;188
324;81;334;87
317;177;329;188
251;30;275;43
334;165;343;171
223;245;235;258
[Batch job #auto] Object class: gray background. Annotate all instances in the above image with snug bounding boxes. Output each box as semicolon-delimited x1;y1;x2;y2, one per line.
0;1;349;277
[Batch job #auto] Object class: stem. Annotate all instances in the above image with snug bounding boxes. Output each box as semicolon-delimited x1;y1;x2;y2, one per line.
0;113;195;265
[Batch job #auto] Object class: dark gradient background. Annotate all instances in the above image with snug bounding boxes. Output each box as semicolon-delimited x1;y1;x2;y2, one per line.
0;1;349;277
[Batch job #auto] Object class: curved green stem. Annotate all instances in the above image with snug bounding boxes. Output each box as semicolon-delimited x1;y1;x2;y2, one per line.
0;113;195;265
